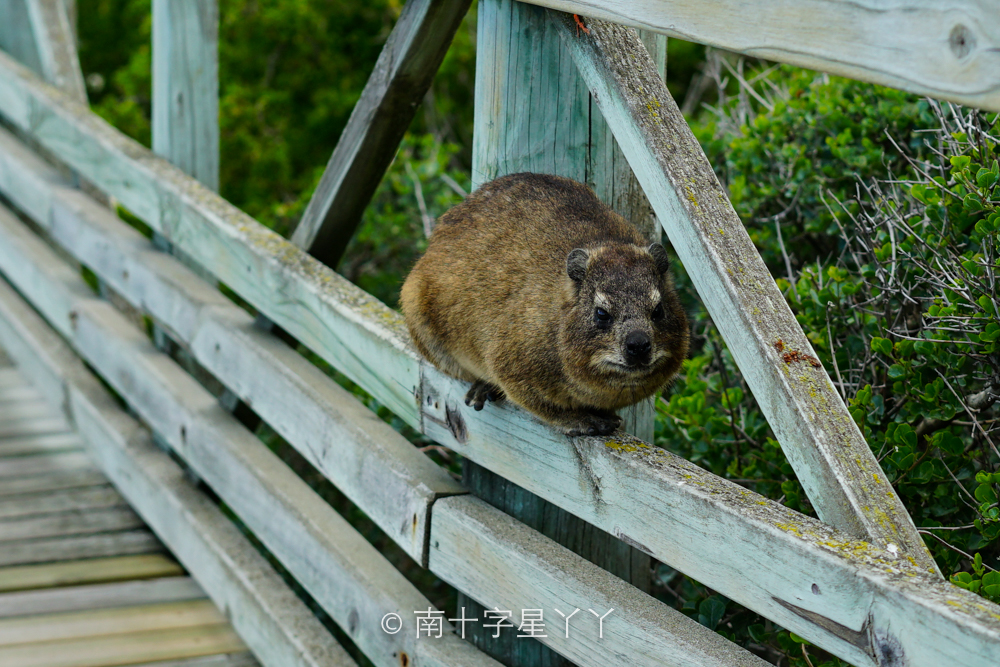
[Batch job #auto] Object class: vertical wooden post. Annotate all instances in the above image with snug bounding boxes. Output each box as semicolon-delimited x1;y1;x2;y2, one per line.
0;0;44;78
152;0;219;192
462;2;662;664
150;0;238;425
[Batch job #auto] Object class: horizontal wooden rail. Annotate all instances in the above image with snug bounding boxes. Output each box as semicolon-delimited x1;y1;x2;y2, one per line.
0;200;773;667
0;123;463;565
0;47;999;667
521;0;1000;112
430;496;768;666
0;274;354;667
0;204;497;667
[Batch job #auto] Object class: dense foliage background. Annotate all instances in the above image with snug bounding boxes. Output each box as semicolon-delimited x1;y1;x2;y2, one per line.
77;2;999;665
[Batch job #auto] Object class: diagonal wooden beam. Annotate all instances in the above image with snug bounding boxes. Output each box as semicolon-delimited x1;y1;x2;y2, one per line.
24;0;86;103
551;11;941;575
290;0;472;266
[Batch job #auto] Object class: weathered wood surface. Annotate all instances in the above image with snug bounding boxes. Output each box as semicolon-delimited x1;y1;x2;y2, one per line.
431;495;769;667
0;431;83;456
0;451;93;477
0;210;498;667
422;378;1000;666
0;278;356;667
550;12;938;573
0;576;205;618
0;0;43;76
0;505;145;542
129;656;258;667
1;53;999;665
0;624;246;667
0;554;184;593
0;486;125;519
152;0;219;191
291;0;472;266
24;0;87;102
0;471;109;496
0;125;465;564
0;529;164;566
0;599;227;645
522;0;1000;112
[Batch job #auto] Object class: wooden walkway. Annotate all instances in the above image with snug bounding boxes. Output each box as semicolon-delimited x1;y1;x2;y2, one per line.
0;346;257;667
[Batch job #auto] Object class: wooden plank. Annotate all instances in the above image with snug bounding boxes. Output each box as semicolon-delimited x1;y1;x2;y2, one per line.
0;0;43;76
0;415;70;439
0;599;226;645
0;267;415;667
127;655;258;667
0;469;107;496
0;576;204;618
0;505;144;541
291;0;472;266
0;202;498;667
0;49;422;427
0;125;464;564
0;554;184;593
24;0;87;103
0;431;83;456
550;12;939;570
431;495;768;667
0;385;40;404
0;451;94;478
0;486;125;519
151;0;219;191
0;399;54;425
0;624;245;667
0;529;164;566
520;0;1000;113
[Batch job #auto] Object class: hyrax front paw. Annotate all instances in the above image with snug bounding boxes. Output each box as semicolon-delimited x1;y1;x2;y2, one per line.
563;412;622;437
464;380;506;411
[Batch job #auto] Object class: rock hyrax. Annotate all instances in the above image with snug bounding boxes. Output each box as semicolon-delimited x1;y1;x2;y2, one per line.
400;172;689;436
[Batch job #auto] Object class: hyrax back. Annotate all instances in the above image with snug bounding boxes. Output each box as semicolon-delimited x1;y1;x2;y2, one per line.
400;173;688;436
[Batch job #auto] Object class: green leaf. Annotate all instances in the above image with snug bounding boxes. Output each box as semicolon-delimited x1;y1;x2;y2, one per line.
951;155;972;170
698;596;728;631
871;337;893;356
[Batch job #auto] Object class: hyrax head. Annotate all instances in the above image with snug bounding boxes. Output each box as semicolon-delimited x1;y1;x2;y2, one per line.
561;242;688;391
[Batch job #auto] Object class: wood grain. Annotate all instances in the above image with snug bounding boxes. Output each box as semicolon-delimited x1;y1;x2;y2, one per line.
0;555;184;593
523;0;1000;112
152;0;218;191
0;576;204;618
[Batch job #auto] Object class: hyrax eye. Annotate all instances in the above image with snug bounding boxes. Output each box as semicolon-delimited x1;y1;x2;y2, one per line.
594;307;612;324
652;303;665;322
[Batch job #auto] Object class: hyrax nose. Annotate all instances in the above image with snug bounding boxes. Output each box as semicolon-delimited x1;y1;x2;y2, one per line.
625;331;652;364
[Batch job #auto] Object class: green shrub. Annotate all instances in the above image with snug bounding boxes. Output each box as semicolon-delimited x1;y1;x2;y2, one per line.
658;63;1000;664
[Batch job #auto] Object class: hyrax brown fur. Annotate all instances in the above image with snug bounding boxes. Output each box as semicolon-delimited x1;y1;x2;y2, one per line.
400;173;689;436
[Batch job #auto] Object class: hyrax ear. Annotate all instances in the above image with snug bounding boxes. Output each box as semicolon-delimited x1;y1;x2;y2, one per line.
566;248;589;283
648;243;671;275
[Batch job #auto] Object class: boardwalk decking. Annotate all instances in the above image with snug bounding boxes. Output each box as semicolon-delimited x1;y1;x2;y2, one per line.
0;346;257;667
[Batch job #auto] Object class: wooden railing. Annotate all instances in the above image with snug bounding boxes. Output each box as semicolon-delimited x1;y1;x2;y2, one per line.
0;1;997;666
